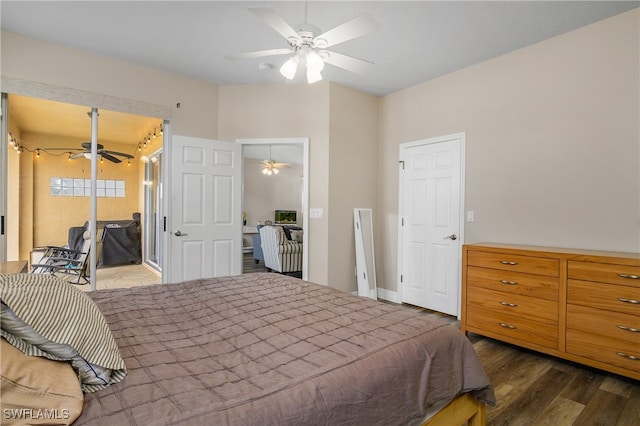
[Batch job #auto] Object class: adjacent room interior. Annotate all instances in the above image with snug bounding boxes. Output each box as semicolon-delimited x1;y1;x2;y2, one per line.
6;95;308;286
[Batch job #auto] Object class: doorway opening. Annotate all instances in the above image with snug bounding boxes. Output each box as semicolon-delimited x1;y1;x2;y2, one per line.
3;93;165;289
238;138;309;281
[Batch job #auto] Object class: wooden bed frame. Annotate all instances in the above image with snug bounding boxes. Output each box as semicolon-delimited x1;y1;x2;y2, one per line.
422;393;486;426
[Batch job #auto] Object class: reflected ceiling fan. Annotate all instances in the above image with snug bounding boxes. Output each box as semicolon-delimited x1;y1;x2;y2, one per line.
260;146;290;175
69;142;134;163
226;5;379;83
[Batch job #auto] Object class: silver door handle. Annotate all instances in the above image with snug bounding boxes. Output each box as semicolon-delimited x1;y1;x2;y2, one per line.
445;234;457;240
174;230;188;237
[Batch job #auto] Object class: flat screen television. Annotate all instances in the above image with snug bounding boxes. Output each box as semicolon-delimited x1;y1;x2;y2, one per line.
275;210;297;224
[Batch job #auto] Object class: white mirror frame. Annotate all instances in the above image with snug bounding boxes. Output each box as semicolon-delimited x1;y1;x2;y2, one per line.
354;208;377;300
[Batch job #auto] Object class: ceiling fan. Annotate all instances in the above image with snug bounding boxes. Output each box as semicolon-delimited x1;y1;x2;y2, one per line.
259;146;290;175
226;6;379;83
69;142;134;163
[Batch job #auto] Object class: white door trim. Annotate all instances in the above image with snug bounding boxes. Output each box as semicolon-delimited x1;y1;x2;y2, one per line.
237;138;309;281
397;132;466;317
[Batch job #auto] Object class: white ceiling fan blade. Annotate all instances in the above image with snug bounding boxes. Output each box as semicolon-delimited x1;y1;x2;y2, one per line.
69;152;85;159
322;51;374;74
226;48;293;61
314;13;379;48
249;7;301;43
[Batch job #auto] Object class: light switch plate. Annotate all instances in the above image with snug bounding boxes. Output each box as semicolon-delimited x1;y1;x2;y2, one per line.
310;208;324;219
467;211;475;222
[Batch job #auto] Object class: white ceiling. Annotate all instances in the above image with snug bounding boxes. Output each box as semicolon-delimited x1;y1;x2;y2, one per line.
2;1;636;97
2;1;637;160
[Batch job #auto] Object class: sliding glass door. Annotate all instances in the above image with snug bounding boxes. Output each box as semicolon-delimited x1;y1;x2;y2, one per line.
143;151;162;272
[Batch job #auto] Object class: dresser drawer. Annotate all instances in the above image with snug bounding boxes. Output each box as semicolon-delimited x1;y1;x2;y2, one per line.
466;305;558;349
467;251;559;277
566;329;640;374
569;261;640;287
568;280;640;316
567;304;640;345
467;286;557;325
466;266;558;301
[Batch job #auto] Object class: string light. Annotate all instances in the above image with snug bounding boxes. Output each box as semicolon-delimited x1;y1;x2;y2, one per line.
7;119;163;165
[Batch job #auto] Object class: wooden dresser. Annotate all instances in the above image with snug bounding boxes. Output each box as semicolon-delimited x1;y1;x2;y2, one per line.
461;243;640;380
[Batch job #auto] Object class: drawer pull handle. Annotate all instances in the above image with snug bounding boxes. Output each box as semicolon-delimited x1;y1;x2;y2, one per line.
617;297;640;304
617;325;640;333
618;274;639;280
616;352;640;361
500;280;519;285
500;301;518;308
500;261;518;265
499;322;517;329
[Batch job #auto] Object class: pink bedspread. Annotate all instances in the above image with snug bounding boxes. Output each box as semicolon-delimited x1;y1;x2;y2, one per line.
78;273;494;425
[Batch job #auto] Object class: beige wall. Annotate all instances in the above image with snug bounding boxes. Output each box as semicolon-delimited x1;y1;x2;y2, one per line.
21;134;141;250
218;83;331;285
327;84;379;290
218;83;379;291
378;9;640;291
1;31;218;138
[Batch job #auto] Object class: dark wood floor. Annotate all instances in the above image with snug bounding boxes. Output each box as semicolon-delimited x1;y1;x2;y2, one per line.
242;252;301;278
395;306;640;426
243;256;639;425
243;252;268;274
475;336;640;426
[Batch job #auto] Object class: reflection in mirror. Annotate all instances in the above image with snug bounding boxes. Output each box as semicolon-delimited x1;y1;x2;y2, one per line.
354;208;377;300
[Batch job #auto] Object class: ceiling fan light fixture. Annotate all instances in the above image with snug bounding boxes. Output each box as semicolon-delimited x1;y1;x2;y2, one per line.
280;55;299;80
305;50;324;84
307;66;323;84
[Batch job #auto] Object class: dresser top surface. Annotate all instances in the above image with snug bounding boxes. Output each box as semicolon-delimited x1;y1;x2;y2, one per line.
465;243;640;264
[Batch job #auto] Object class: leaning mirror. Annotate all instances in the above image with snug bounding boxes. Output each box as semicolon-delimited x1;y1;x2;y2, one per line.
354;208;377;300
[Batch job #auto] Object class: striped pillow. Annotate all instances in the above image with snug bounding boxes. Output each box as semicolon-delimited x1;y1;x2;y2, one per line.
0;273;126;392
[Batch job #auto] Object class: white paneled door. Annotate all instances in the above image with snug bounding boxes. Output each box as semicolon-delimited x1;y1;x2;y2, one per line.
169;135;242;283
399;134;464;316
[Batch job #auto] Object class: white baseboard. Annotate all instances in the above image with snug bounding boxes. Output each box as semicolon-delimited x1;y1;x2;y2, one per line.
376;287;401;304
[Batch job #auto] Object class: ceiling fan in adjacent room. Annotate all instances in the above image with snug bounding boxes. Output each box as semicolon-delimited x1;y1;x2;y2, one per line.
68;142;134;163
261;145;290;175
226;6;379;84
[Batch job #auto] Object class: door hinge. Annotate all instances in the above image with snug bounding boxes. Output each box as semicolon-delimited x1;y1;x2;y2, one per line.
401;217;404;226
400;274;403;283
163;216;167;232
399;160;405;170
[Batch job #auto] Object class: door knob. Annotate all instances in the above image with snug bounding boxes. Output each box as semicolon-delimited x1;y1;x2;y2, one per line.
174;230;188;237
446;234;457;240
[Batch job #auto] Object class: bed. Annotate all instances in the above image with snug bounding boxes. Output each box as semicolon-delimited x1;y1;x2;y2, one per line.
0;272;495;425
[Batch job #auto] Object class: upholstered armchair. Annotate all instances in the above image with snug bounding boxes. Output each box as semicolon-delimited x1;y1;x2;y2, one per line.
259;225;303;274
